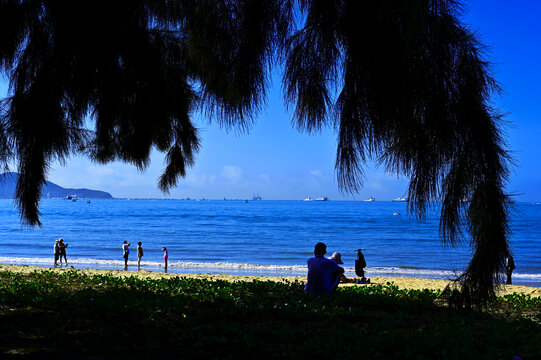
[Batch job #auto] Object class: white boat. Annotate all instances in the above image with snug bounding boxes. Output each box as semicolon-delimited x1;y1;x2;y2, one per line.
392;197;408;202
315;196;328;201
364;196;375;202
304;197;312;201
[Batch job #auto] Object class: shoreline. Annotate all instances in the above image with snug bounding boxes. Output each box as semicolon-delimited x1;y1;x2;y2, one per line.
1;263;540;298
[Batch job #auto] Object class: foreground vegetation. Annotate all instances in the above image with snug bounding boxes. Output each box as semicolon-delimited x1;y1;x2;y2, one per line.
0;270;540;359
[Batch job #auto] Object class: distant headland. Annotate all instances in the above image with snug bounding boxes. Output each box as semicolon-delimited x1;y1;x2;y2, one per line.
0;172;113;199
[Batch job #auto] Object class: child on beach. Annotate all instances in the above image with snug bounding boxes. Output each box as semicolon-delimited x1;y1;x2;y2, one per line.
122;241;130;269
137;242;144;269
161;247;168;273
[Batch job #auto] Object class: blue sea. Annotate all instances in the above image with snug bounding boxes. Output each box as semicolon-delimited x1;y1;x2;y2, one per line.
0;199;540;287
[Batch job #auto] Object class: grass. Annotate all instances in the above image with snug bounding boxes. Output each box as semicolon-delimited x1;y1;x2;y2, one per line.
0;269;540;359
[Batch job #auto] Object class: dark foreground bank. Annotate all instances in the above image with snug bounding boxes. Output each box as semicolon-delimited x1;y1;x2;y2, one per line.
0;269;540;359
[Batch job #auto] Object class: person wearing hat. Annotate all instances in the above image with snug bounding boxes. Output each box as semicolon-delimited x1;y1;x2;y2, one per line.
304;242;344;296
328;252;362;284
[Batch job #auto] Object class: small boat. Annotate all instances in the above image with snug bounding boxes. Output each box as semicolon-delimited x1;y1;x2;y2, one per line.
87;200;91;204
304;197;312;201
252;194;262;201
364;196;375;202
392;197;408;202
315;196;328;201
393;212;401;216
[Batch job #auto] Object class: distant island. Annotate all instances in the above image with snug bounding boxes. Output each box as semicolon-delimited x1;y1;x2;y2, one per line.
0;172;113;199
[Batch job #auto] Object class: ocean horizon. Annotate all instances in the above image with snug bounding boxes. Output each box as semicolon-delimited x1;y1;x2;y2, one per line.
1;199;540;287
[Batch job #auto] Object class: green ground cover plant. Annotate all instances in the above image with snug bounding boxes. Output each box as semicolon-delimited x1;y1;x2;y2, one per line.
0;270;539;359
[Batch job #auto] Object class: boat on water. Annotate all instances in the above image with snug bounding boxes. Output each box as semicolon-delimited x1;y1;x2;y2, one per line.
252;194;262;201
364;196;375;202
304;197;312;201
392;197;408;202
315;196;328;201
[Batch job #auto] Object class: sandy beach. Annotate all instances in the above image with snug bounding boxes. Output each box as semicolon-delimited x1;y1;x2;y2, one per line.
1;264;539;298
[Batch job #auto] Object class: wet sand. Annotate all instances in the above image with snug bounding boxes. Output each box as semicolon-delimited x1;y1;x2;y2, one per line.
1;264;539;297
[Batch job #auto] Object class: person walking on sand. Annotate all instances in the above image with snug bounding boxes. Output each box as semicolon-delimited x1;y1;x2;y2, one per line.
305;242;344;296
506;255;515;285
53;240;60;267
137;242;144;269
122;241;130;269
161;247;168;273
58;238;68;266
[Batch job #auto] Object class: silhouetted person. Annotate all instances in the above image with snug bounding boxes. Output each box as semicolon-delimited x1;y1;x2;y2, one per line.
137;242;144;269
53;240;60;267
58;238;68;266
305;242;344;296
161;247;168;273
122;241;130;269
506;255;515;285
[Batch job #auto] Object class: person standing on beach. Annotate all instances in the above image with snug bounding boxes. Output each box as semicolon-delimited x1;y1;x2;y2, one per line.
122;241;130;269
53;240;60;267
137;242;144;269
506;255;515;285
58;238;68;266
305;242;344;296
161;247;168;273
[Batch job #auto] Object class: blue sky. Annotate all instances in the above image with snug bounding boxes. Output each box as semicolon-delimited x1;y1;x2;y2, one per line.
1;1;540;201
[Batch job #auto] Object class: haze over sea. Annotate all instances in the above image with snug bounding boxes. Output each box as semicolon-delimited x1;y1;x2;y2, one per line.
0;199;539;287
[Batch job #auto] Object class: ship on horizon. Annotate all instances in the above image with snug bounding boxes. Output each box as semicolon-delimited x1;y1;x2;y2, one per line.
252;194;262;201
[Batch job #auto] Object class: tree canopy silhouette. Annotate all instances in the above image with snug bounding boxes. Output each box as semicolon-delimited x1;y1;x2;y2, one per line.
0;0;511;303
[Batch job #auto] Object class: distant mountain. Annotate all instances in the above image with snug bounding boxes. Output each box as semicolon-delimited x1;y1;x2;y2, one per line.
0;172;114;199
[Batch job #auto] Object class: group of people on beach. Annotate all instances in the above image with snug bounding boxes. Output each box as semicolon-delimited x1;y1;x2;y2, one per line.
304;242;518;296
304;242;370;296
121;241;168;272
53;238;169;272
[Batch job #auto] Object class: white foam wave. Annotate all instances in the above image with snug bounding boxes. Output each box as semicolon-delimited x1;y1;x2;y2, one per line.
1;257;540;283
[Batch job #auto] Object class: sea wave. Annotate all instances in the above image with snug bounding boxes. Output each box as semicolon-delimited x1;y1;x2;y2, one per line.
1;257;540;285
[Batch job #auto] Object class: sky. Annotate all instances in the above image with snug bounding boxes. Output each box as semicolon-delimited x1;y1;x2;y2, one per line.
1;1;540;201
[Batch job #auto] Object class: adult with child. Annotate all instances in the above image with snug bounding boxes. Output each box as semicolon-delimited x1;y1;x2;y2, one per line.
305;242;344;296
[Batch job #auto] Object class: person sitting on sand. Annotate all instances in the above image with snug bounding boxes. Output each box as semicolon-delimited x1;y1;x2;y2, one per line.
305;242;344;296
122;241;130;268
58;238;68;266
137;242;144;269
328;252;361;284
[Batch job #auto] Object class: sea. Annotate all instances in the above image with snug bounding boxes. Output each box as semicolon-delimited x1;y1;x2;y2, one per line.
0;199;540;287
